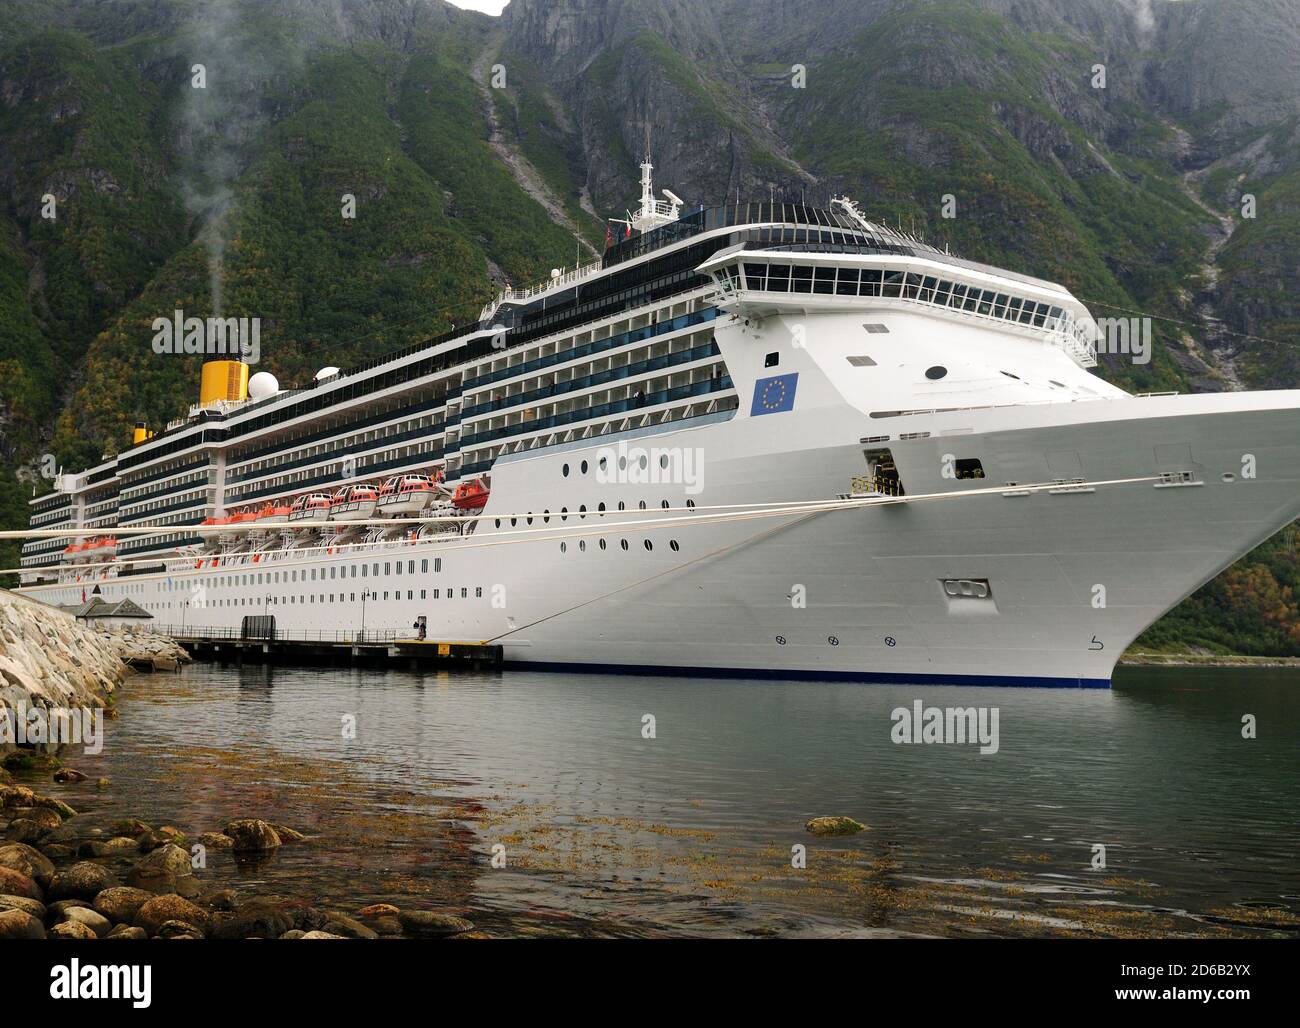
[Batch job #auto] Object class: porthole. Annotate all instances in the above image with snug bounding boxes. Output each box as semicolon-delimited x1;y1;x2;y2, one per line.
579;540;586;552
562;463;570;477
510;517;517;527
561;507;568;521
925;366;948;381
598;502;606;514
579;505;587;518
620;539;629;551
599;456;608;472
1221;473;1236;483
775;636;787;645
659;454;669;470
686;499;696;509
670;540;680;551
543;510;550;523
581;460;589;474
599;538;607;550
644;539;653;551
618;455;627;471
639;454;648;471
618;501;626;511
527;514;534;525
661;500;670;509
639;500;647;510
560;542;567;553
494;518;501;528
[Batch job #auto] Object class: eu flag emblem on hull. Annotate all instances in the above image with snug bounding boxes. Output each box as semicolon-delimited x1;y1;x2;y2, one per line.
750;372;798;416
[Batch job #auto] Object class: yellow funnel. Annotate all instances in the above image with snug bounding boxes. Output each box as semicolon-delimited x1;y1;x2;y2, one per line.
200;360;249;407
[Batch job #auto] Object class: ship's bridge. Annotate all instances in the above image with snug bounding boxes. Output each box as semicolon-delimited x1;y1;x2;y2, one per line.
698;240;1098;369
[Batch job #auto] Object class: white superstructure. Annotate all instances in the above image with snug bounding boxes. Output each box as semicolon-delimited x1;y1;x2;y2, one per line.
18;167;1300;686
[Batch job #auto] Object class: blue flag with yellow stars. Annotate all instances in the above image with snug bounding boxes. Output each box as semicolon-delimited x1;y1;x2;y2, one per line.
750;372;798;416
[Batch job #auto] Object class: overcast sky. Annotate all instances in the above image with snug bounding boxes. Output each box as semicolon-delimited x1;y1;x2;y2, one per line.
445;0;510;14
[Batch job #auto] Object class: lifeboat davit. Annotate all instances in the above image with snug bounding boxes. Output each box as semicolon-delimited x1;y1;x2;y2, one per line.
375;475;435;516
451;478;490;511
329;484;379;522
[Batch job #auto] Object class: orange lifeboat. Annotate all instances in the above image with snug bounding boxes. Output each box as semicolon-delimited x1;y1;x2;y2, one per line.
451;478;490;511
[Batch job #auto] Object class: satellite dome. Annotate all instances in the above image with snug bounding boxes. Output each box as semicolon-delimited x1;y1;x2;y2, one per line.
248;371;280;400
315;366;340;382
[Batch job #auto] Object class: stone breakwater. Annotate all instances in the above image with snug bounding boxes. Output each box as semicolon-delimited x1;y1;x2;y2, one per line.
0;590;190;755
0;803;480;940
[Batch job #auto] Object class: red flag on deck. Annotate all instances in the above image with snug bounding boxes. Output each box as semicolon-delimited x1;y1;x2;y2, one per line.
625;223;632;238
604;223;613;249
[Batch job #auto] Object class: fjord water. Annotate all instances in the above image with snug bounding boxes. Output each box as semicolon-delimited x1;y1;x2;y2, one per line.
53;664;1299;937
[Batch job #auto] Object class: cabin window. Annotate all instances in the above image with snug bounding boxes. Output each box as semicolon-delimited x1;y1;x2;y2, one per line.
765;352;779;368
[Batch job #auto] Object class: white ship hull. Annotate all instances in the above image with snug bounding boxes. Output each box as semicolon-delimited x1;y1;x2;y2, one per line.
22;387;1300;687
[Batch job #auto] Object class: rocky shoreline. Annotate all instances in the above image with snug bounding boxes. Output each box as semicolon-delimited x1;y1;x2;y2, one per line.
0;590;191;757
0;785;481;939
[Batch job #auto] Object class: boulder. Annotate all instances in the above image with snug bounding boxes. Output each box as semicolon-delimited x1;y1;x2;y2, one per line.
0;894;45;920
35;796;76;820
106;925;147;940
135;894;208;937
322;911;378;940
137;826;187;852
271;824;307;843
0;907;45;939
367;915;403;937
356;903;400;918
49;919;97;940
92;886;155;924
804;816;868;836
11;806;61;830
0;866;41;901
299;930;345;939
125;843;198;896
156;919;203;939
398;910;475;938
53;768;88;783
208;896;322;939
5;819;46;845
196;832;235;850
48;862;118;901
51;905;111;938
77;836;139;859
0;842;54;880
223;819;281;851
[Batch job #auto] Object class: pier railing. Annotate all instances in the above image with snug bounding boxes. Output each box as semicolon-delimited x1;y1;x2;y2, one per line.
146;624;421;644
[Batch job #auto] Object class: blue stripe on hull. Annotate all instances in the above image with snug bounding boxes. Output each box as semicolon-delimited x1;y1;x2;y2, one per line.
505;659;1111;689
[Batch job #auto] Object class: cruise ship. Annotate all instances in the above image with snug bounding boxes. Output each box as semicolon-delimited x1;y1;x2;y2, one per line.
17;164;1300;686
